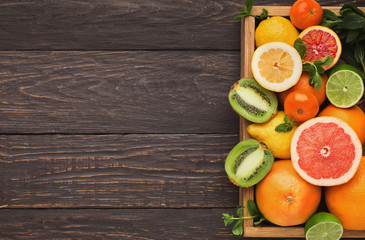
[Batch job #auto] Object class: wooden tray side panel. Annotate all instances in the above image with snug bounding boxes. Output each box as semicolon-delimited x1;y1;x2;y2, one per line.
240;5;365;239
240;13;256;231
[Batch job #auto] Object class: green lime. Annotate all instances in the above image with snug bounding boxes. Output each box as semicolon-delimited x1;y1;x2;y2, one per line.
305;212;343;240
326;65;364;108
330;64;365;80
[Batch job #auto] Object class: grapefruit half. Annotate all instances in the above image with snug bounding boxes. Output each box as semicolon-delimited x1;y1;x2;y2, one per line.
291;117;362;186
298;26;341;70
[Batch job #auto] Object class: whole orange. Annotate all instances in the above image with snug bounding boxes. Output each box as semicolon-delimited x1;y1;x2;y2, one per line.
255;160;321;226
278;71;328;106
325;157;365;230
318;104;365;144
290;0;323;30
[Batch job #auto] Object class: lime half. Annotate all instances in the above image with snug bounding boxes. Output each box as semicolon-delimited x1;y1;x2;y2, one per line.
326;67;364;108
305;212;343;240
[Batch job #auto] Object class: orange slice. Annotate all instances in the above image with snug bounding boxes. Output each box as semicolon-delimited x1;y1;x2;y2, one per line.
299;25;342;70
251;42;302;92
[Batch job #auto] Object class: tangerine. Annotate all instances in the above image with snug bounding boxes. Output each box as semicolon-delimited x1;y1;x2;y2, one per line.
318;104;365;144
290;0;323;30
255;160;321;226
325;157;365;230
278;71;328;106
284;90;319;123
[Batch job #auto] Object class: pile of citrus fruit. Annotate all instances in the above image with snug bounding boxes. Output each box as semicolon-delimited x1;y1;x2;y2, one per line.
224;0;365;239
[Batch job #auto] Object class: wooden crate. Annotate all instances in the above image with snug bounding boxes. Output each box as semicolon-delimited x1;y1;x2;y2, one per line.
240;5;365;239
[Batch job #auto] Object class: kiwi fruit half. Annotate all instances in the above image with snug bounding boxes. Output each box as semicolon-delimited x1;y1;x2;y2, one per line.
228;78;278;123
225;139;274;187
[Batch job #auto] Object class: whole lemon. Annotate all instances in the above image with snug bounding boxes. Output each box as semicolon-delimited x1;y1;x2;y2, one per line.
247;111;297;159
255;16;299;47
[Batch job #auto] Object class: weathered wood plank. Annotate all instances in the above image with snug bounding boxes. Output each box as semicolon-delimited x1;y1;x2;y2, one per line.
0;0;243;50
0;0;363;50
0;51;239;134
0;208;360;240
0;208;245;240
0;134;239;208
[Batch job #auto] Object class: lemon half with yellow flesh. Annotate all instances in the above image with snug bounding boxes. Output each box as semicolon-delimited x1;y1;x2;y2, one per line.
251;42;302;92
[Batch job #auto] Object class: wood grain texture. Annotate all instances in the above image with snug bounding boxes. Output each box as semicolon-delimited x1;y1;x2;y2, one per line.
0;134;239;208
1;0;362;50
0;208;359;240
0;51;239;134
0;0;243;50
0;208;245;240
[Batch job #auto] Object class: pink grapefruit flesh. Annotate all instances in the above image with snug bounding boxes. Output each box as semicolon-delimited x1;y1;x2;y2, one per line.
291;117;362;186
299;26;341;70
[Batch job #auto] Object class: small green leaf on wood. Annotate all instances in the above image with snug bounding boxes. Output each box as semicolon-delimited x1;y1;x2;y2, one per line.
234;0;268;20
232;220;243;235
222;201;267;236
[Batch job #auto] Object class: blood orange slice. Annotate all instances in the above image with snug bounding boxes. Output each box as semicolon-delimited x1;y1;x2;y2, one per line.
291;116;362;186
298;26;342;70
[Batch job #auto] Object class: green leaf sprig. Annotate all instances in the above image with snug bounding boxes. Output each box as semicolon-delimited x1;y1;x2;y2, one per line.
275;115;296;132
294;38;334;91
222;200;267;236
321;3;365;75
234;0;268;20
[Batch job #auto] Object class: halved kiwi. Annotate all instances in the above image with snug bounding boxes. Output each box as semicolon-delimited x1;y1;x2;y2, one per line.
225;139;274;187
228;78;278;123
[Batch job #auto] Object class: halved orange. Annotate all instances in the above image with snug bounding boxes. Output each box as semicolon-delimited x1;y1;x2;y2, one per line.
298;25;342;70
251;42;302;92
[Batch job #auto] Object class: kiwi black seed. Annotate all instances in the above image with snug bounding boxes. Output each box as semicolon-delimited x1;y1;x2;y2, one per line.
225;139;274;188
228;78;278;123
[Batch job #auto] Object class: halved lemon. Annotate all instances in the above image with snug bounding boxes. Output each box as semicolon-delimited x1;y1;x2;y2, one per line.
251;42;302;92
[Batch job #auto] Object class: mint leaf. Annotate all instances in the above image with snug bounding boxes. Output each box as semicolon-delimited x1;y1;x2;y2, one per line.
346;29;360;43
247;200;260;216
232;220;243;235
234;13;247;19
275;115;295;132
316;66;325;74
340;3;365;18
312;71;323;91
222;201;267;235
254;217;267;225
222;213;235;227
303;59;327;91
313;56;334;68
236;206;244;217
323;9;339;21
234;0;268;20
246;0;253;13
258;8;268;20
342;13;365;29
294;38;307;59
321;9;341;28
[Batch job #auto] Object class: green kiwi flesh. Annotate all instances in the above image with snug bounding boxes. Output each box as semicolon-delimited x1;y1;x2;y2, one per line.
225;139;274;187
228;78;278;123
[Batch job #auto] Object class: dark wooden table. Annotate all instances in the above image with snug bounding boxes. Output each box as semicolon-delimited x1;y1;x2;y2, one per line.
0;0;363;239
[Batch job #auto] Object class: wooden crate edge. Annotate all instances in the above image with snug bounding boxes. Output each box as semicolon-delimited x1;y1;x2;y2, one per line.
240;4;365;239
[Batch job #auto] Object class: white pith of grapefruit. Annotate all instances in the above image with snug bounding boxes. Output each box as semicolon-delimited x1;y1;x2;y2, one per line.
291;116;362;186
